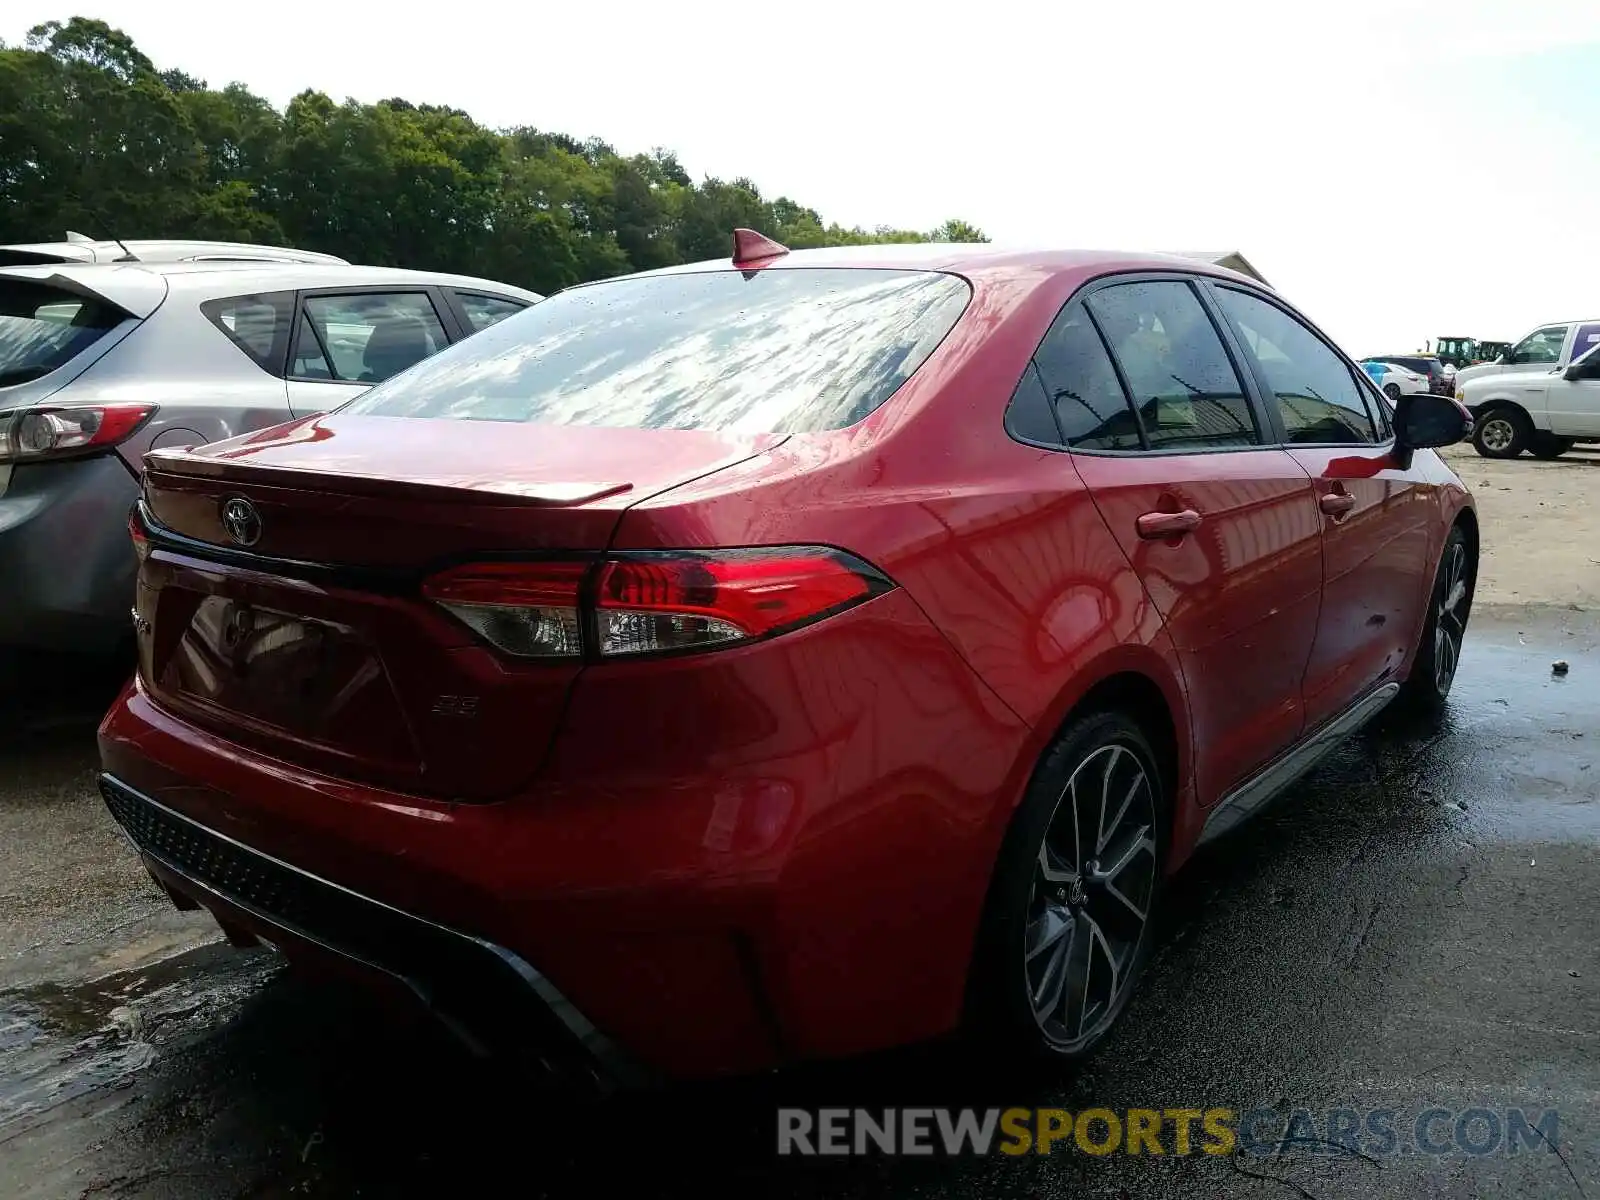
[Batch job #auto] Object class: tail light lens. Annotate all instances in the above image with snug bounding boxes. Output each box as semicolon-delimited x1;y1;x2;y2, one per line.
422;561;586;659
128;505;151;563
1;404;156;464
596;549;883;655
421;548;891;661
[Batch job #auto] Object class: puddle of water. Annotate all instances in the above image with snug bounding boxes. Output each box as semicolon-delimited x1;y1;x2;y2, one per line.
1369;632;1600;842
0;993;156;1130
0;944;279;1132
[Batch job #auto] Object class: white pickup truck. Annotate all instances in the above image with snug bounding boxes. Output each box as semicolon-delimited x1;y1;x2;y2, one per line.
1457;318;1600;459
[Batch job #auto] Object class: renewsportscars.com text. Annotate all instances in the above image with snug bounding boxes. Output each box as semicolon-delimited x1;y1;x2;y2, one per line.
776;1106;1561;1158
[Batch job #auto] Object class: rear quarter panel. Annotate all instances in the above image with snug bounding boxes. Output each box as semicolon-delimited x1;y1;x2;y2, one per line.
59;301;296;470
612;262;1199;861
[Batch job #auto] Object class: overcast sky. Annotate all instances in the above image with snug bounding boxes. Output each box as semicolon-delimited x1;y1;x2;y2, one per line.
7;0;1598;354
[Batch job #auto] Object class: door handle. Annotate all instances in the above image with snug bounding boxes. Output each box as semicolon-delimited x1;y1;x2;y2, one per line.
1136;509;1202;539
1319;492;1356;516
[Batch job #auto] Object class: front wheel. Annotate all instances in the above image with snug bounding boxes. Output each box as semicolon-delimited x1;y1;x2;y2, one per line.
968;710;1167;1065
1398;526;1475;712
1384;383;1402;403
1471;406;1530;458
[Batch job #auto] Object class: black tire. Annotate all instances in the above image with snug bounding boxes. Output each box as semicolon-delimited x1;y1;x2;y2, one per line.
1383;383;1402;403
1471;406;1530;458
967;709;1168;1066
1398;525;1475;713
1529;434;1575;460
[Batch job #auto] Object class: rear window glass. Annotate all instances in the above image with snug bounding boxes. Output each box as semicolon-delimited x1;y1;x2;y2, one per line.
0;282;122;388
0;250;74;267
342;268;972;433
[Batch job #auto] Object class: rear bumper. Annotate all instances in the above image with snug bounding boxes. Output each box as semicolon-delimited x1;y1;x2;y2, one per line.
100;774;644;1090
97;589;1031;1077
0;455;139;653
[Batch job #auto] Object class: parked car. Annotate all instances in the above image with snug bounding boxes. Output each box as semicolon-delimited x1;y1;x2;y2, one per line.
1361;358;1430;401
1459;341;1600;458
1454;318;1600;390
98;237;1475;1086
0;234;348;267
1367;353;1452;395
0;261;540;656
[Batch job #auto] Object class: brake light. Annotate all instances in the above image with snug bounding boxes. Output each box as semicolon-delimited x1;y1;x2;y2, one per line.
421;548;891;660
128;505;151;563
597;549;884;655
1;404;155;464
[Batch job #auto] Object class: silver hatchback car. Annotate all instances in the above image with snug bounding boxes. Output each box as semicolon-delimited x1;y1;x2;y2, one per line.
0;261;541;655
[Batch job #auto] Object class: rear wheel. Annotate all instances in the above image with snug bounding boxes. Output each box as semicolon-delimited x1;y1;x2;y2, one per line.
1530;434;1575;460
1398;526;1475;712
1471;406;1530;458
968;710;1167;1065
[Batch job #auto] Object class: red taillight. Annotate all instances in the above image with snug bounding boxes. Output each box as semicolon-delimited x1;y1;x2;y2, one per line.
596;549;880;655
128;505;151;562
1;404;156;464
420;548;891;661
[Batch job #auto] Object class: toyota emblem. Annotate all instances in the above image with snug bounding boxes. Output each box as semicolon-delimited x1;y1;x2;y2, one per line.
220;496;262;547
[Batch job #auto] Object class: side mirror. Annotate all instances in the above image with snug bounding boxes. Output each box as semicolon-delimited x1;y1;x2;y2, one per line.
1564;360;1595;382
1395;393;1471;452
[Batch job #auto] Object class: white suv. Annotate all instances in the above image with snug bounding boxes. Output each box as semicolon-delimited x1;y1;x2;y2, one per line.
1459;340;1600;459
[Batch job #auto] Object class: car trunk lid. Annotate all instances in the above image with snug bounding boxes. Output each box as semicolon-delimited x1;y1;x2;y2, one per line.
135;414;782;799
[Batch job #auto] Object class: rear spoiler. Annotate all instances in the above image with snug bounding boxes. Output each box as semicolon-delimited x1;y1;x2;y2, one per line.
143;449;633;508
0;267;167;319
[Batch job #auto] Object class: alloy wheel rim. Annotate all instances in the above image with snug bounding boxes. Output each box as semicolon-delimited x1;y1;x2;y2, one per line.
1480;418;1513;451
1025;743;1158;1049
1434;541;1470;693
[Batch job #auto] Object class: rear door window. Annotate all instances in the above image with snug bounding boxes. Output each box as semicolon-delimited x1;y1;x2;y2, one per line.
1086;280;1260;450
1003;363;1064;446
342;268;971;432
292;312;334;379
1215;287;1378;445
0;281;123;388
1030;305;1142;450
297;292;448;384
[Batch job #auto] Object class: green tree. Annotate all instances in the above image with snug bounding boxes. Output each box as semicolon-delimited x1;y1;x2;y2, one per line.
928;218;988;243
0;17;989;288
0;19;203;241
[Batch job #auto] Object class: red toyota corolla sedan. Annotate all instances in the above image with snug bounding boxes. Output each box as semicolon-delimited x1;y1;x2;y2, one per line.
98;235;1477;1085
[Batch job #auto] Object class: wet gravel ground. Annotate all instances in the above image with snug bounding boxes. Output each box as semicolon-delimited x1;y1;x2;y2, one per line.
1;609;1597;1199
